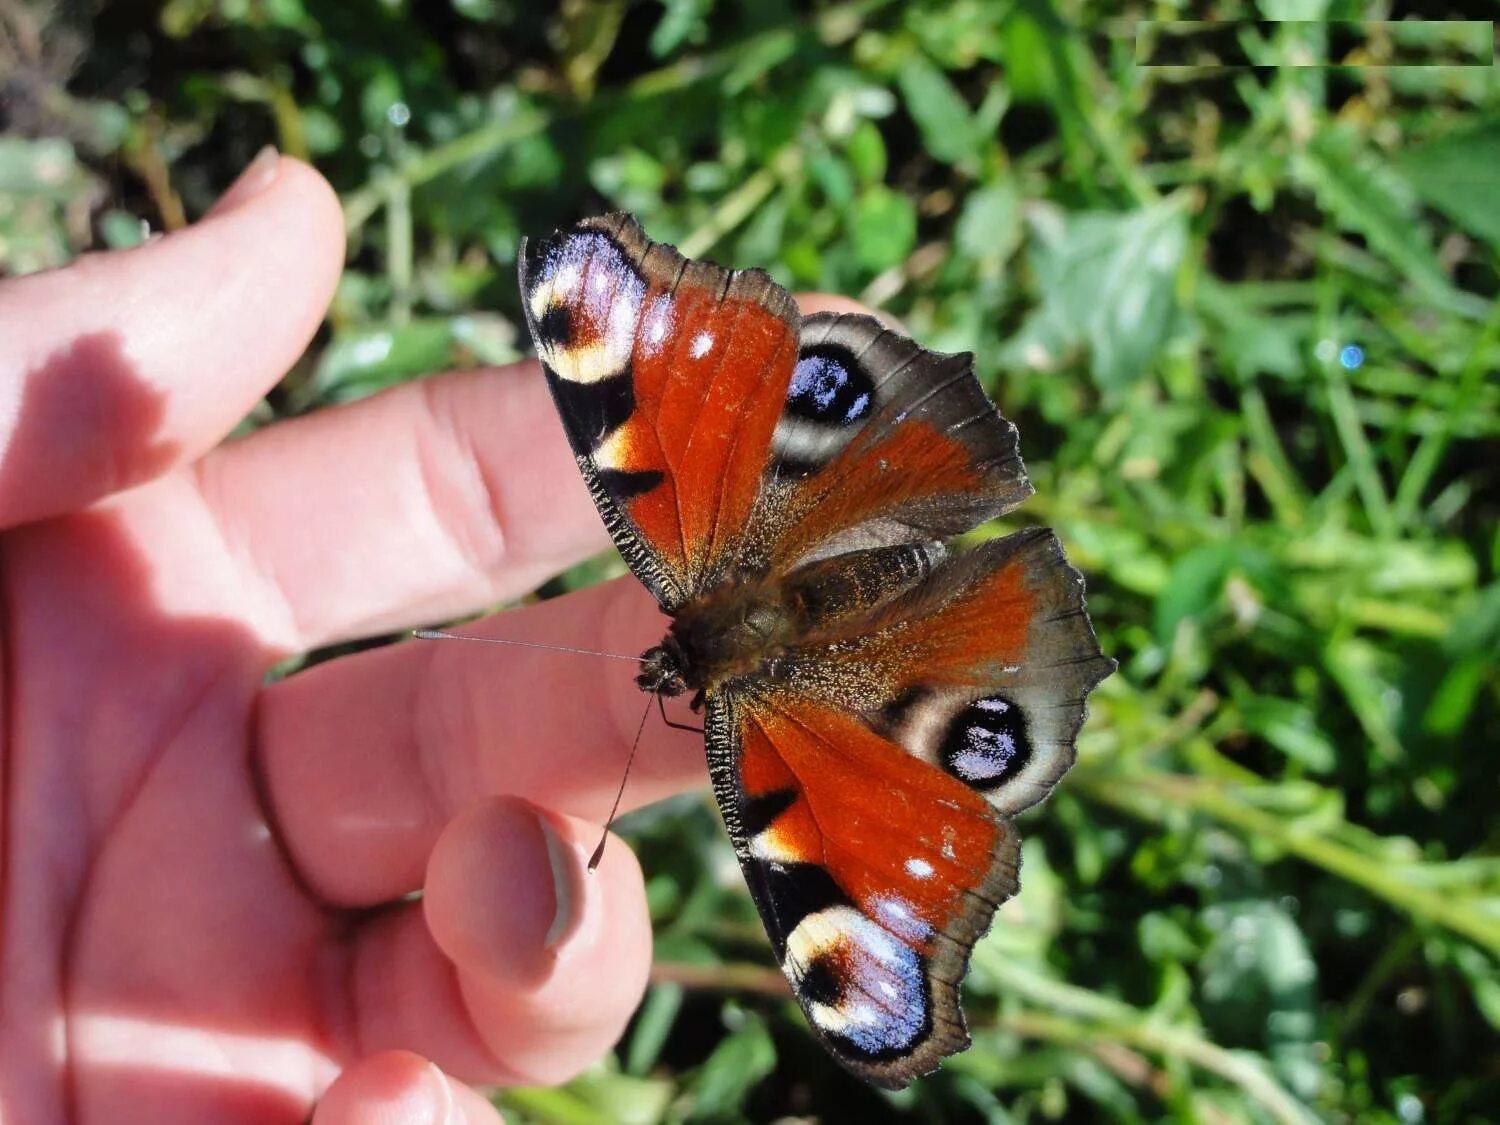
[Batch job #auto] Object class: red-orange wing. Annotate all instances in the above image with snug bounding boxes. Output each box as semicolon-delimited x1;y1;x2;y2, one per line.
749;312;1034;572
708;691;1017;1090
519;214;799;609
707;528;1112;1087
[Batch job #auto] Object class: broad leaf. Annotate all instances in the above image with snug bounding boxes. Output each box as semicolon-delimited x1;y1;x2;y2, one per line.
1007;198;1188;390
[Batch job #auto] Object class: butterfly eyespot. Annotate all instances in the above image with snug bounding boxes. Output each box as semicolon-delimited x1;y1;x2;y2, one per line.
797;955;842;1006
786;347;875;427
537;303;572;346
939;694;1032;789
785;906;930;1060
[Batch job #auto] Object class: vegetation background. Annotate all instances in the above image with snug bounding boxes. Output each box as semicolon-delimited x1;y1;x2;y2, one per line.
3;1;1496;1121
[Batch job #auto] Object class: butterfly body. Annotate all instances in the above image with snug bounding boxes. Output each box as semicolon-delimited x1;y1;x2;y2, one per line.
637;539;939;702
520;214;1113;1088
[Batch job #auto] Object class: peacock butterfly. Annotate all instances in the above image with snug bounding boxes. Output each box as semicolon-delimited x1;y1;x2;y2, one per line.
518;214;1113;1088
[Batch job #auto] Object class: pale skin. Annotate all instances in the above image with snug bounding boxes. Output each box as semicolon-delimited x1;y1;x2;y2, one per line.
0;153;868;1123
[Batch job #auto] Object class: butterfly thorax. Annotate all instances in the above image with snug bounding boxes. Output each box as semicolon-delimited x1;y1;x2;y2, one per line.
636;577;799;703
635;543;949;704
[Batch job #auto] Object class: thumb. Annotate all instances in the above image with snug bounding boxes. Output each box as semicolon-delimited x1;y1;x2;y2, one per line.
313;1051;504;1125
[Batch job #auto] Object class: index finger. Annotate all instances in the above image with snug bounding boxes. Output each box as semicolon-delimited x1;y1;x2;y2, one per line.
256;574;705;907
254;289;879;905
0;154;344;527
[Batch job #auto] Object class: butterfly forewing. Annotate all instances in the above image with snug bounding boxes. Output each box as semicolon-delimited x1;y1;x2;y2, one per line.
520;214;1112;1088
753;312;1033;571
519;214;800;607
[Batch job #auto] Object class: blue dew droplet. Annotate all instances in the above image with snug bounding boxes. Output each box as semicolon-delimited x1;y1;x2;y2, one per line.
1338;344;1364;370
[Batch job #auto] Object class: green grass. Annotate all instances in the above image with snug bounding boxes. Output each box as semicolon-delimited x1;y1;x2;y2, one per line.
5;1;1497;1121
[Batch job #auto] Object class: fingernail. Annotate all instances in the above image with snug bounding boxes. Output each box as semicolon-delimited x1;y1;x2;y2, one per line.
208;145;280;216
423;1061;458;1125
535;808;581;951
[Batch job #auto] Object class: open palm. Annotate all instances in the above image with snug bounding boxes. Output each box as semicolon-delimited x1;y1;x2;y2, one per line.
0;155;721;1124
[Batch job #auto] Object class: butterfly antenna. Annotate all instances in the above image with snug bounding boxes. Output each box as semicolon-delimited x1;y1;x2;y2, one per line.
412;628;642;663
588;692;655;872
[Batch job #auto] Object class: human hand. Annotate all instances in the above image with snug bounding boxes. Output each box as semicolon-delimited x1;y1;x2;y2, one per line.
0;152;767;1123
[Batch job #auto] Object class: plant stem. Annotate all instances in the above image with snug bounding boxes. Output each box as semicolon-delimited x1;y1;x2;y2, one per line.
1073;767;1500;955
678;147;801;260
980;957;1315;1124
998;1009;1315;1125
343;107;548;235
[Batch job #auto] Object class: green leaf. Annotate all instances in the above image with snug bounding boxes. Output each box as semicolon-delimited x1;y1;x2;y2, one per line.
1322;635;1404;762
649;0;712;58
686;1012;776;1120
1199;901;1322;1102
98;210;148;250
844;118;888;185
850;184;917;272
1007;198;1189;390
955;181;1021;270
1235;694;1338;773
625;983;683;1076
0;137;99;274
503;1069;675;1125
307;315;518;405
1395;121;1500;250
1257;0;1331;17
1153;541;1283;648
1294;128;1477;314
896;51;982;166
1196;279;1309;382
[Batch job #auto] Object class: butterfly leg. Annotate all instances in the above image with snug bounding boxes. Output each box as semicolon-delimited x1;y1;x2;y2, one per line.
657;693;705;734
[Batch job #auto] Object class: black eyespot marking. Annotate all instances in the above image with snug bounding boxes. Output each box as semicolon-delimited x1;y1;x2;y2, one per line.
797;956;842;1007
939;695;1032;790
786;345;875;427
738;788;797;837
597;468;664;502
537;302;572;346
546;363;635;448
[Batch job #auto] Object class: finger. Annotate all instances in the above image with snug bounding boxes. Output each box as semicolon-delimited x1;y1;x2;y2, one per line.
313;1051;502;1125
797;292;873;317
259;575;702;906
178;293;869;651
189;360;607;652
0;151;344;527
344;800;651;1088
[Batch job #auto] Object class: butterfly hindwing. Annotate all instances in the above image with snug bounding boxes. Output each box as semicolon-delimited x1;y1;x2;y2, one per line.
520;214;800;609
707;689;1021;1089
797;527;1116;818
705;529;1111;1085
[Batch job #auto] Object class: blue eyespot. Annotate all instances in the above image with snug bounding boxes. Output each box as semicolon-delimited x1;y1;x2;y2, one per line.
787;348;875;427
939;695;1031;789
